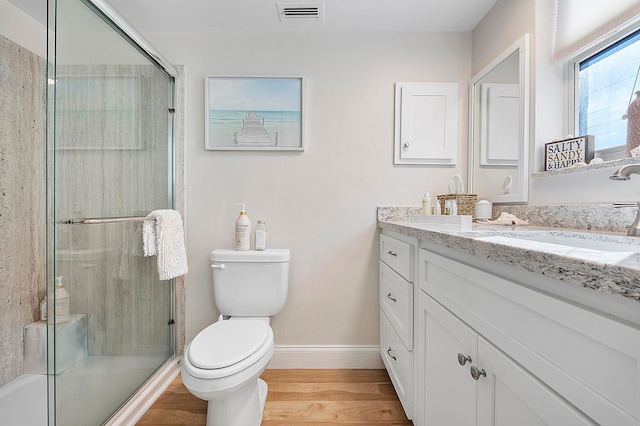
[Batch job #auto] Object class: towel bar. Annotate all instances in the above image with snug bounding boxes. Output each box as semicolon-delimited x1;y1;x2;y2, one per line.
58;216;148;225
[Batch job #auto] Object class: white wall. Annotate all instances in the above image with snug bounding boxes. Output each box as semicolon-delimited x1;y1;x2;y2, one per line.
0;0;46;57
471;0;534;75
144;31;472;357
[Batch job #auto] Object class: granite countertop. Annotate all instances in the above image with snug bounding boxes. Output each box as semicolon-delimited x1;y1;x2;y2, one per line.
378;212;640;302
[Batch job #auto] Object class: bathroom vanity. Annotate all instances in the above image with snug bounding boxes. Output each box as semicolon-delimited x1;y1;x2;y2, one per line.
378;210;640;426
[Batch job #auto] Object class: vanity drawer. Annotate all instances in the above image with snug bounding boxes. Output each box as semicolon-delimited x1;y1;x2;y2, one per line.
380;261;413;349
381;309;413;419
380;234;413;281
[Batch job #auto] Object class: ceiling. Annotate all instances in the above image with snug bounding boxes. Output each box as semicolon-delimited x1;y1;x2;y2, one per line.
10;0;498;33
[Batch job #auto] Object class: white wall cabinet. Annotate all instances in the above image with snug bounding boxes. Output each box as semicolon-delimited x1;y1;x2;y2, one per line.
379;231;417;419
414;245;640;426
394;82;458;165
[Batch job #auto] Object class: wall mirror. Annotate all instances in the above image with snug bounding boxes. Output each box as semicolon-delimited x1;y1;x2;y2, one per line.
469;33;530;203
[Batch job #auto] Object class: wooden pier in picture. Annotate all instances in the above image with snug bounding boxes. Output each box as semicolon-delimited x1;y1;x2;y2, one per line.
234;111;277;146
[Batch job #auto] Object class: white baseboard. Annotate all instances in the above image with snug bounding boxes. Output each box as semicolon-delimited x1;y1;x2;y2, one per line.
106;356;182;426
268;345;384;369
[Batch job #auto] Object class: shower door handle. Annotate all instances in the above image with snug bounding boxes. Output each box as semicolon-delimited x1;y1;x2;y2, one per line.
211;263;225;270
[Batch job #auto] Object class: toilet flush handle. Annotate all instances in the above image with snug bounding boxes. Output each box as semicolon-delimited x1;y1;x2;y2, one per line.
211;263;225;270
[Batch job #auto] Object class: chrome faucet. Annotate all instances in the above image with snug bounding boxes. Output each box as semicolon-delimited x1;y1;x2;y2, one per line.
610;164;640;181
610;164;640;236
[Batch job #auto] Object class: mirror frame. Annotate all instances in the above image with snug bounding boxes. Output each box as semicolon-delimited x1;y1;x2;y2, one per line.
469;33;530;203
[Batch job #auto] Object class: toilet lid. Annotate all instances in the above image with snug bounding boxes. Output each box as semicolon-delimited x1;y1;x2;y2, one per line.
188;320;270;370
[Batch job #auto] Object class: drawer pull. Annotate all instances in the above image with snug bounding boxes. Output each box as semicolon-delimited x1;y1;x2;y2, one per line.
387;250;398;257
386;293;397;302
457;353;472;366
387;347;397;361
470;366;486;380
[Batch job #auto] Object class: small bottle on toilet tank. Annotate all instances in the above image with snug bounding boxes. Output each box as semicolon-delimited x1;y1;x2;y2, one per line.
255;220;267;251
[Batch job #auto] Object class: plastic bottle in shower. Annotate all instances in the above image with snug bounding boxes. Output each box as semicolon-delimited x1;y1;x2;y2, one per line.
53;276;70;323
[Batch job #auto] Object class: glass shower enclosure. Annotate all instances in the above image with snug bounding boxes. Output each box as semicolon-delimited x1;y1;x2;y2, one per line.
46;0;177;424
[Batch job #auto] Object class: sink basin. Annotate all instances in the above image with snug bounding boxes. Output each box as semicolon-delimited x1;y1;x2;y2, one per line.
478;231;640;253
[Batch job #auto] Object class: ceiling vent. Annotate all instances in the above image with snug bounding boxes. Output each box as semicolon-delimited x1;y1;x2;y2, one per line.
277;2;324;22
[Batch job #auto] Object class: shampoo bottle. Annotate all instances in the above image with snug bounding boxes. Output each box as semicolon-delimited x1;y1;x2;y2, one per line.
235;203;251;251
421;191;432;215
53;276;70;323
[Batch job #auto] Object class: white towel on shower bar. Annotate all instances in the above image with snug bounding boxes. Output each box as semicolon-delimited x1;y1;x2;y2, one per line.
143;209;188;280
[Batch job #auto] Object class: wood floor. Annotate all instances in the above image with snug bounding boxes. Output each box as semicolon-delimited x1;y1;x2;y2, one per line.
137;369;412;425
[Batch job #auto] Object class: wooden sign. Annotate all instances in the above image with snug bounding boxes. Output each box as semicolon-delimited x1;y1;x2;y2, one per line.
544;135;594;171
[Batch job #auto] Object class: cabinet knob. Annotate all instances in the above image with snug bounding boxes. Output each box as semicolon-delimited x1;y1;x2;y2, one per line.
457;353;472;366
387;347;397;361
403;142;410;148
387;250;398;257
470;366;486;380
386;293;397;302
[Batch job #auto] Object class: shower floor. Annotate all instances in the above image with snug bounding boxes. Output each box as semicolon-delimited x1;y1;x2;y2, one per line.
55;354;170;426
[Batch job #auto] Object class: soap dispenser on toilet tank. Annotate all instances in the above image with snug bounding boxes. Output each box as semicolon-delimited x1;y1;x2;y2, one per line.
235;203;251;251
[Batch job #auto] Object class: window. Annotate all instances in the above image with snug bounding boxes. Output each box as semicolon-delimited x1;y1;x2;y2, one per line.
576;28;640;158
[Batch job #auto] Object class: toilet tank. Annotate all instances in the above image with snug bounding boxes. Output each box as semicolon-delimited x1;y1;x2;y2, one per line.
210;249;290;317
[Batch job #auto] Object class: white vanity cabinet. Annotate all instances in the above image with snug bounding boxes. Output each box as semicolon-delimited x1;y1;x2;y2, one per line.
415;245;640;426
417;291;595;426
379;231;416;419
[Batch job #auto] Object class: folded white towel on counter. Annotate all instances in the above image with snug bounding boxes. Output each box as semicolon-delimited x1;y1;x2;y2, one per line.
143;209;188;280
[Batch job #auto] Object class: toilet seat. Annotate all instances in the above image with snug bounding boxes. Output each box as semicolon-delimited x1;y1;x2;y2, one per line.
184;320;273;380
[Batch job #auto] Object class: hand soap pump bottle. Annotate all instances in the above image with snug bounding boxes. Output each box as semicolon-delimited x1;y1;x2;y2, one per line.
53;276;70;323
422;191;432;216
235;203;251;251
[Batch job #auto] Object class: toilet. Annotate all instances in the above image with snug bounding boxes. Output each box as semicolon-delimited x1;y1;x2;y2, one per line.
181;248;290;426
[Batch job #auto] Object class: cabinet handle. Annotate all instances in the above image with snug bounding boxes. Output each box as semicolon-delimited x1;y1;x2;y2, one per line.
386;293;397;302
457;353;472;366
403;142;410;148
470;366;486;380
387;250;398;257
387;347;397;361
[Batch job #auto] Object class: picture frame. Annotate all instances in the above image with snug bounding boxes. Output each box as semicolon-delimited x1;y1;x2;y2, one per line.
205;76;304;151
544;135;594;171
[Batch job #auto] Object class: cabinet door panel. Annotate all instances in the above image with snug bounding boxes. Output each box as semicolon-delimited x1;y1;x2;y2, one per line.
394;82;458;165
418;291;476;426
477;337;597;426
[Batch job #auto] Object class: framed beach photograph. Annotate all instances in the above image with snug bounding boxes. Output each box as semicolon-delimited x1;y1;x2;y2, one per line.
205;76;304;151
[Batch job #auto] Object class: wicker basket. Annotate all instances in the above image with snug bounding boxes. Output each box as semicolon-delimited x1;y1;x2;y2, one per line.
436;194;477;218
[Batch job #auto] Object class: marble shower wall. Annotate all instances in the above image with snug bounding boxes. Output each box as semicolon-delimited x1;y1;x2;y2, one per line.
55;64;174;357
0;35;46;387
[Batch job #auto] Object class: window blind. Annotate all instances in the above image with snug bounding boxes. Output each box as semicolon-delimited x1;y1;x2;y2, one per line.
553;0;640;62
